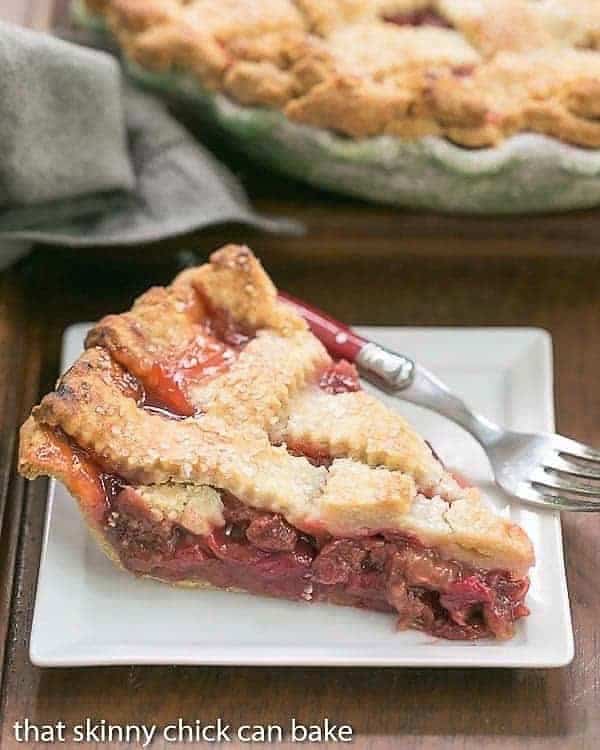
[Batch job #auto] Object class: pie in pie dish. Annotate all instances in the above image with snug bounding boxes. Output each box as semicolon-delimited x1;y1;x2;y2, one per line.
74;0;600;213
79;0;600;148
19;245;534;640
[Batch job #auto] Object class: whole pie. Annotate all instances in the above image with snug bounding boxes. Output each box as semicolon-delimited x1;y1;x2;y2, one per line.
19;245;534;640
79;0;600;147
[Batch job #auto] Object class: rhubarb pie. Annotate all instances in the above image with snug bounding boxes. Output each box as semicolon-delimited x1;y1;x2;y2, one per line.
74;0;600;213
20;245;534;640
79;0;600;147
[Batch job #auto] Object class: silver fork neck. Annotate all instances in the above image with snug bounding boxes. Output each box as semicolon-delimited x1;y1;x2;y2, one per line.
356;342;503;448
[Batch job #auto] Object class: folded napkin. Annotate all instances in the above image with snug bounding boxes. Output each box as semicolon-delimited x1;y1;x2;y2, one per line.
0;22;300;269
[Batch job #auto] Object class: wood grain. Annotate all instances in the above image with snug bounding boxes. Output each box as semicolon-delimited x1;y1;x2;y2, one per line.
0;0;30;26
0;0;53;29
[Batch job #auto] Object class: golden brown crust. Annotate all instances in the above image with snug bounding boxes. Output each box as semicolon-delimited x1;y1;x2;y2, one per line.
275;386;471;500
81;0;600;147
19;418;107;526
19;244;534;575
186;244;306;334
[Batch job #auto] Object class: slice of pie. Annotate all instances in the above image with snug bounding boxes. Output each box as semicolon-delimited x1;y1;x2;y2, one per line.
19;245;534;640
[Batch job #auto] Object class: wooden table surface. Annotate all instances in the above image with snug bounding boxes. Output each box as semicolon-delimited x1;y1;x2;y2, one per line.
1;3;600;749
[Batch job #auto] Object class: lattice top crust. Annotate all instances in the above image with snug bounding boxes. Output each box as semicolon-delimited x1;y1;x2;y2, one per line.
19;245;533;575
82;0;600;147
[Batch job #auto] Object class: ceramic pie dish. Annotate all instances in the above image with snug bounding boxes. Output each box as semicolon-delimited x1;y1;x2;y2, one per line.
73;0;600;214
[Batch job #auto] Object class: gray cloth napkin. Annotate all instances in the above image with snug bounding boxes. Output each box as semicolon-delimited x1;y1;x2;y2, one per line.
0;22;300;269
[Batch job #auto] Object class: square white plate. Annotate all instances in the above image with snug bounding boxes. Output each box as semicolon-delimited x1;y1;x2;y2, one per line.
30;324;573;668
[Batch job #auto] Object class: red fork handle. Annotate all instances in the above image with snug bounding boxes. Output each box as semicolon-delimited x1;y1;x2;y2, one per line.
279;291;416;392
278;292;366;362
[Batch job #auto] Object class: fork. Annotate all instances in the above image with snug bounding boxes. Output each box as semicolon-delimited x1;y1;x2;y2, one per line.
281;292;600;512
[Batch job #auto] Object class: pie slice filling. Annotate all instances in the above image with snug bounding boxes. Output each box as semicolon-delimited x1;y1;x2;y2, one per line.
19;245;534;641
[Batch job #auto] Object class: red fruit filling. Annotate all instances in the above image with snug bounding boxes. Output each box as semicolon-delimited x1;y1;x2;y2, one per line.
382;8;452;29
103;484;529;640
142;305;253;417
452;64;475;78
140;333;238;418
32;427;125;525
319;360;361;395
98;303;254;419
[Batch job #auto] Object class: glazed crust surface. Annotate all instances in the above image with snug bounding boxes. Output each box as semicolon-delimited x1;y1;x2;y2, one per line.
81;0;600;147
19;244;534;576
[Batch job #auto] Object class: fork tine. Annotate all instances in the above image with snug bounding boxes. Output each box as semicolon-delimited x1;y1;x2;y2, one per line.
555;436;600;464
522;486;600;512
531;472;600;498
537;493;600;512
545;455;600;481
